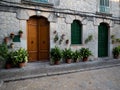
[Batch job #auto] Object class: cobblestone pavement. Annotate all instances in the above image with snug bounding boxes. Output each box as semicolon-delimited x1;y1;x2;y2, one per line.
1;66;120;90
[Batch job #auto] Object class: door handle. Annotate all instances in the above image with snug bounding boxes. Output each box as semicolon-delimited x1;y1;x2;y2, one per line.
43;41;45;44
31;41;34;44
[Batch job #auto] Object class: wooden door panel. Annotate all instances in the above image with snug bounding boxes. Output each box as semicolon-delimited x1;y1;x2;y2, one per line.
27;18;38;61
39;51;49;60
27;17;49;61
28;25;37;51
28;52;38;62
39;27;49;50
38;18;49;60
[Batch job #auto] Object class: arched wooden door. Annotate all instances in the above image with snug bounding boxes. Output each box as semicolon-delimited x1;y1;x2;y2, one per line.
27;16;49;62
98;23;108;57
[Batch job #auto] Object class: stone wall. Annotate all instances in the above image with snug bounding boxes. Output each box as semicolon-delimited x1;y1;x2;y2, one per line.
57;0;120;17
0;0;119;59
0;11;26;49
58;0;97;13
0;12;19;42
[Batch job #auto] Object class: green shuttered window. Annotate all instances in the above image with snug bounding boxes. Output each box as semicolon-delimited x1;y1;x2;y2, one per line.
71;20;82;44
100;0;110;13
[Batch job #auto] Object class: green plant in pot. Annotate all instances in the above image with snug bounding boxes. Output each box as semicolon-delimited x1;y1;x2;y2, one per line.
62;48;73;63
18;30;23;38
112;46;120;59
80;48;92;62
0;44;8;59
12;48;28;68
50;46;62;65
0;44;9;68
72;50;81;62
6;51;16;68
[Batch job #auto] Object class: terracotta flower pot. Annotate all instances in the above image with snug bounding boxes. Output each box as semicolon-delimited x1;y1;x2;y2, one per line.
19;62;26;68
82;57;88;62
10;43;14;48
66;59;72;64
5;63;12;69
113;54;119;59
10;33;15;39
65;40;69;44
74;59;79;63
4;37;9;43
54;60;60;65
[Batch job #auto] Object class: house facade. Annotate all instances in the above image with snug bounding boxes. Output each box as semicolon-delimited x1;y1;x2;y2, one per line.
0;0;120;62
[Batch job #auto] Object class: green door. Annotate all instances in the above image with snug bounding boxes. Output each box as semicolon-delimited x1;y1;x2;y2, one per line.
71;20;82;44
98;23;108;57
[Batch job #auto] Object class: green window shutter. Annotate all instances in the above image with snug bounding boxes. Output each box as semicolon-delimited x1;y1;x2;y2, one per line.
100;0;109;13
71;20;82;44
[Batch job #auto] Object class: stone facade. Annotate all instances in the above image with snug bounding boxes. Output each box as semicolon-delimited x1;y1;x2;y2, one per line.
0;0;120;60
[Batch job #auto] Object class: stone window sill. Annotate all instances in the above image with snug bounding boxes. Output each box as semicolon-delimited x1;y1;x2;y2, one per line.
22;0;53;7
96;12;112;17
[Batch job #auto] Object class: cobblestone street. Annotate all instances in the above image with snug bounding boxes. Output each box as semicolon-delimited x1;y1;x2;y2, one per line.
1;66;120;90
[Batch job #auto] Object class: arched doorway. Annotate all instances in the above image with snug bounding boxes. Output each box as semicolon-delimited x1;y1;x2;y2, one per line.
98;23;109;57
27;16;50;62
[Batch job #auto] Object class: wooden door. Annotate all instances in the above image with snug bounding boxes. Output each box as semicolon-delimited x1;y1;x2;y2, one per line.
27;16;49;62
27;17;38;62
38;18;49;60
98;23;108;57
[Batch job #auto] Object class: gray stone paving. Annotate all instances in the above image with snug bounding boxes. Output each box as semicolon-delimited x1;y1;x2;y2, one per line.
0;59;120;82
0;65;120;90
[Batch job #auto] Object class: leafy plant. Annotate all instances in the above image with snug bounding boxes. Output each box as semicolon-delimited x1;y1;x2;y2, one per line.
72;50;81;60
112;46;120;58
85;35;93;44
0;44;9;60
59;34;65;44
111;35;115;39
54;34;59;43
80;48;92;58
111;35;120;44
62;48;73;59
11;48;28;66
50;46;62;61
18;30;23;34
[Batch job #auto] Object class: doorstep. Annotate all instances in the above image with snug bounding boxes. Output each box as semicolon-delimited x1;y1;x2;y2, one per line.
0;59;120;82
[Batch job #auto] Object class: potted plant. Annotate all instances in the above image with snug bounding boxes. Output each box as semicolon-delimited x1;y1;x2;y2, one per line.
54;34;59;43
80;48;92;62
0;44;9;68
62;48;73;63
18;30;23;38
5;52;14;69
10;33;15;39
4;37;9;44
12;48;28;68
50;46;62;65
65;39;69;44
72;50;81;62
112;46;120;59
10;43;14;48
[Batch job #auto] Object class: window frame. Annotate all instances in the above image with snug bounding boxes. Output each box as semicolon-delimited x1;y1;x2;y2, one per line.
99;0;110;13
